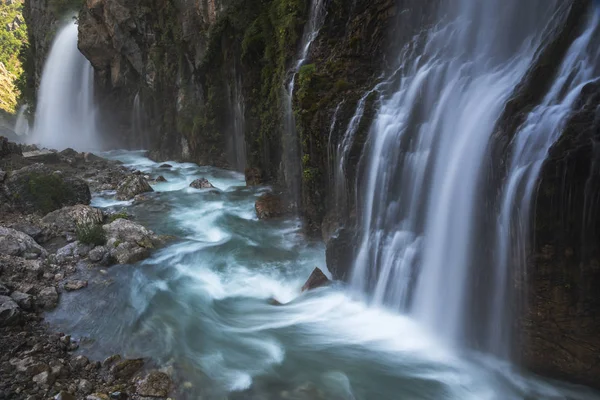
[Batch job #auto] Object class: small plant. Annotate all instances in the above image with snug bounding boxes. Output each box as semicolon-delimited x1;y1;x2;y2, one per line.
75;221;106;246
108;211;129;223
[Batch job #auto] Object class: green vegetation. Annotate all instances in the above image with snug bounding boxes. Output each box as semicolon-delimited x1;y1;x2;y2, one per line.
108;211;130;223
0;0;28;113
75;221;107;246
26;173;69;214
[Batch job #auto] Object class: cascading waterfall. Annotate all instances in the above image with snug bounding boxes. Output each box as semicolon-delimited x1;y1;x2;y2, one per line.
349;0;599;355
227;63;247;171
281;0;326;206
131;92;150;150
31;22;99;151
14;104;30;137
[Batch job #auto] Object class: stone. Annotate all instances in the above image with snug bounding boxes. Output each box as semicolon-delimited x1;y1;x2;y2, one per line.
0;136;22;158
110;242;150;264
116;175;154;200
111;358;144;379
4;164;91;213
11;291;33;310
301;268;330;292
72;355;89;368
0;169;6;182
189;177;215;189
86;394;109;400
37;286;59;310
42;205;104;234
10;222;44;240
64;280;88;291
255;192;285;220
10;357;48;376
0;295;21;325
0;283;9;295
102;354;121;367
245;167;262;186
103;219;162;264
159;163;172;168
0;226;47;258
78;379;94;395
32;370;56;387
155;175;167;182
22;149;61;164
89;246;107;262
136;370;172;397
55;391;76;400
325;227;355;281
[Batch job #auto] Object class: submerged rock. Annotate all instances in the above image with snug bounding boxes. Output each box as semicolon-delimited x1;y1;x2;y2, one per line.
136;370;172;397
155;175;167;182
189;177;215;189
116;175;154;200
0;226;47;258
301;268;330;292
159;163;172;168
255;192;285;220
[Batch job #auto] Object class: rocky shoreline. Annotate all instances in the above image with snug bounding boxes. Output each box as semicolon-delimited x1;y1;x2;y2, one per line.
0;137;175;399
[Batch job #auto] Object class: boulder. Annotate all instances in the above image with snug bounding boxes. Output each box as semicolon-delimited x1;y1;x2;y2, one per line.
37;286;59;310
64;280;88;291
0;295;21;325
111;358;144;380
10;357;48;376
78;378;94;395
88;246;107;262
116;175;154;200
0;283;9;295
136;370;172;397
255;192;285;220
155;175;167;182
189;177;215;189
0;136;22;158
0;226;47;258
72;355;89;369
42;205;104;234
301;268;330;292
159;163;172;168
22;150;61;164
33;370;56;387
4;164;91;214
103;218;163;262
110;241;150;264
11;291;33;310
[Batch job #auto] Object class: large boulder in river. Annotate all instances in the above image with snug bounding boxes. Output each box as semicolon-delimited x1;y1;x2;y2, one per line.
189;178;215;189
116;175;154;200
103;219;164;264
301;268;330;292
4;164;91;214
255;192;285;220
0;226;47;258
42;205;104;234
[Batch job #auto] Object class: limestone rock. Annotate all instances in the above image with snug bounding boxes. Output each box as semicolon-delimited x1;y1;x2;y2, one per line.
42;205;104;234
37;286;59;310
0;226;47;258
103;219;162;264
136;370;172;397
10;291;33;310
32;370;56;387
116;175;154;200
88;245;107;262
301;268;330;292
0;295;21;325
64;280;88;291
189;177;215;189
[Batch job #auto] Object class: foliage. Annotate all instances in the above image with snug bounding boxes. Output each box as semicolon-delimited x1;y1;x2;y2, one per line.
75;221;107;246
0;0;28;112
108;211;130;223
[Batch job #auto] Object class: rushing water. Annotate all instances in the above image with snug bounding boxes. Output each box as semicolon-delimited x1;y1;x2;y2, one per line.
14;104;30;137
46;151;600;399
349;0;600;356
31;22;99;151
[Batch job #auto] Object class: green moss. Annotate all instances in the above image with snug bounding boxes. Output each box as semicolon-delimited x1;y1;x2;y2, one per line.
108;212;129;223
75;222;106;246
26;173;70;214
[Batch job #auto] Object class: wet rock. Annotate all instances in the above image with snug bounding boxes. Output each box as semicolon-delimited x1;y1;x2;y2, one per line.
0;226;47;258
32;370;56;387
111;358;144;380
268;298;283;306
245;167;263;186
110;242;150;264
86;394;109;400
103;219;163;264
72;355;90;369
159;163;172;168
4;164;91;213
10;357;48;376
89;245;107;262
255;192;285;220
42;205;104;234
11;291;33;310
64;280;88;291
136;370;171;397
0;136;22;158
37;286;59;310
116;175;154;200
189;177;215;189
0;295;21;325
301;268;330;292
78;378;94;395
326;227;355;281
55;391;76;400
155;175;167;182
102;354;121;367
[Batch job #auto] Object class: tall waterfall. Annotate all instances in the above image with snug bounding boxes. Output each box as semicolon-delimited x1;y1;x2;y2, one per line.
349;0;600;356
14;104;30;137
227;64;247;171
31;22;99;151
281;0;326;206
131;92;149;150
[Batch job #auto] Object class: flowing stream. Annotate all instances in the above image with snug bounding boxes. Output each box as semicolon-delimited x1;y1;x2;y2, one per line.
46;151;600;400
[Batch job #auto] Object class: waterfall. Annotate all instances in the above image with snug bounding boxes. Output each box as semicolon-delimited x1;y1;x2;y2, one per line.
349;0;599;355
31;22;99;151
227;63;247;171
131;92;148;150
281;0;326;206
14;104;30;137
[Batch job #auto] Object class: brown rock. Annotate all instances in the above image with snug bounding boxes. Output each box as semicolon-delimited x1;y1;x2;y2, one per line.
255;193;285;220
111;358;144;379
189;178;215;189
136;370;172;397
301;268;330;292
